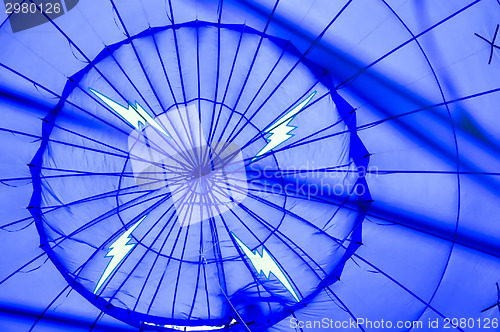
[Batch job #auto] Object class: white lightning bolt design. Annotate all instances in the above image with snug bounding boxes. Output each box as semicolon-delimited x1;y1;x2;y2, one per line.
94;215;146;294
232;233;300;302
89;88;171;138
252;91;316;161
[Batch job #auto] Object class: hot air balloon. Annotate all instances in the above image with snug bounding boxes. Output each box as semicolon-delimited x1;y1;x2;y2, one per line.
0;0;499;331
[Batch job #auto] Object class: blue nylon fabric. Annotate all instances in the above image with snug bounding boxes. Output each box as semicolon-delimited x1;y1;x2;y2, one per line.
25;21;368;329
0;0;499;331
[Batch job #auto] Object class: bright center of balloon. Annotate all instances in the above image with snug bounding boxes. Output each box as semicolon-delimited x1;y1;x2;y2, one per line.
128;103;248;226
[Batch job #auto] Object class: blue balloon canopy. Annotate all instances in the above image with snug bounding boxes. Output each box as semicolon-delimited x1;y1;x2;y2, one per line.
0;0;499;331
